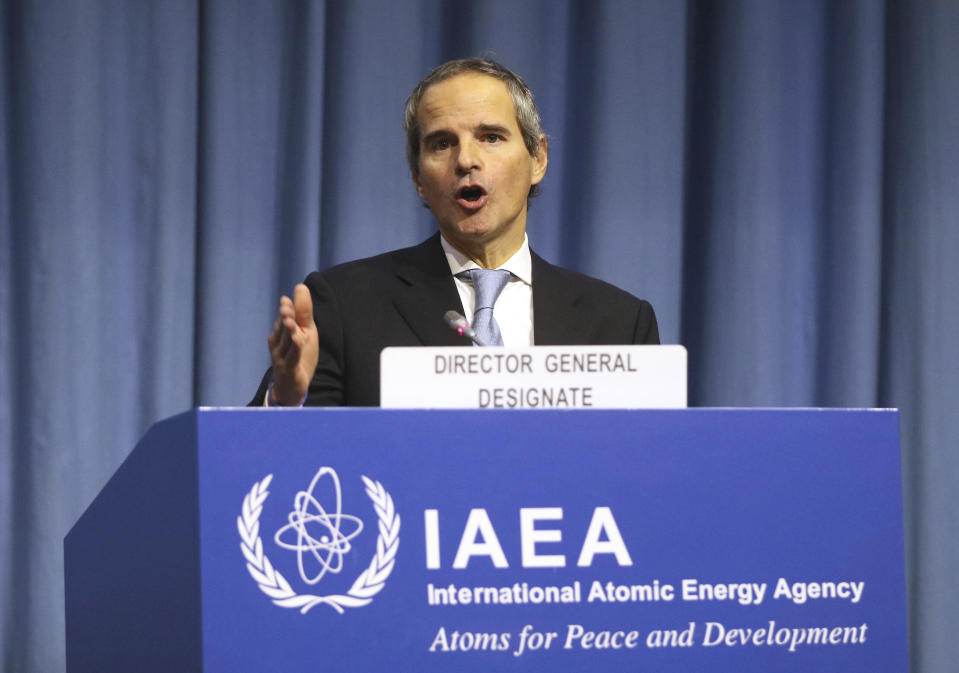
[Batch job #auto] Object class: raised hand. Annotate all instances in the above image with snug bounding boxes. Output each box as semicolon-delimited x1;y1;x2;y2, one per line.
267;284;319;405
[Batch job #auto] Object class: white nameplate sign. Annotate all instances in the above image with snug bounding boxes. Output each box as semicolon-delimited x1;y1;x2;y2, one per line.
380;345;686;409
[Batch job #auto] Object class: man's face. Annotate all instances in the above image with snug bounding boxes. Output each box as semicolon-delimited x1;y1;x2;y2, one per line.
412;73;547;260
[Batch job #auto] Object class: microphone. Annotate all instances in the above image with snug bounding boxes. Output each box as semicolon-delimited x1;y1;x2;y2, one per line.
443;310;488;347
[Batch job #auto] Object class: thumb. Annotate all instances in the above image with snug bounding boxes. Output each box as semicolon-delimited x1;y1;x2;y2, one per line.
292;284;314;329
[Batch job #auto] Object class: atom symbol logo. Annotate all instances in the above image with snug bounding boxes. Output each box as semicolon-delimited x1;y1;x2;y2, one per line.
239;470;400;613
273;467;364;585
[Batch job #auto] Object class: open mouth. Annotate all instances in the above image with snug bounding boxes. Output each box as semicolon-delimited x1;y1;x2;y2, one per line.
459;186;485;201
456;185;488;209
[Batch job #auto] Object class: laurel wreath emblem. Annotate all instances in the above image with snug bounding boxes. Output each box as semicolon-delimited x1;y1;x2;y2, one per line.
238;473;400;614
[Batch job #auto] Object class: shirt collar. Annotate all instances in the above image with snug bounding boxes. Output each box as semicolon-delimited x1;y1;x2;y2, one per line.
440;234;533;286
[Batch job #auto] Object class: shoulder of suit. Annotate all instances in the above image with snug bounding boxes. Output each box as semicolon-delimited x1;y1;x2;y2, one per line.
532;252;651;308
304;236;440;286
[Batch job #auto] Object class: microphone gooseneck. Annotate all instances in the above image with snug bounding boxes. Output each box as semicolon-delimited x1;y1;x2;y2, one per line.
443;310;488;347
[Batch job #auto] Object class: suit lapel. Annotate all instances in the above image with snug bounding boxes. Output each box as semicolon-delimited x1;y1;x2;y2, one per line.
389;238;589;346
531;251;590;345
391;234;472;346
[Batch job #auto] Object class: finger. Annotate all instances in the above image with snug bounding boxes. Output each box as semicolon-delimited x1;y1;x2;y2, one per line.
293;284;314;329
271;318;297;363
271;296;294;339
281;337;301;368
269;318;285;347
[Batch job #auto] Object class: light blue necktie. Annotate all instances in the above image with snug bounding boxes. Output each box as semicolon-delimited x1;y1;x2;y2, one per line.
460;269;511;346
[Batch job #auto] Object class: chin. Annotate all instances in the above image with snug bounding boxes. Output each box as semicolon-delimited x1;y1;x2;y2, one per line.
444;218;496;240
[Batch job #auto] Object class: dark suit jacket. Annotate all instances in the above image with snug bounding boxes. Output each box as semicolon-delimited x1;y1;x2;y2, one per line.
253;234;659;406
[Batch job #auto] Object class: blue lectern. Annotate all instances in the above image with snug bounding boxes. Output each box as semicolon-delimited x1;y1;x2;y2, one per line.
65;408;907;672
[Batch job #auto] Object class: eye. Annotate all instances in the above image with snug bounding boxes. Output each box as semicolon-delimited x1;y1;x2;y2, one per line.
433;138;451;151
485;134;502;143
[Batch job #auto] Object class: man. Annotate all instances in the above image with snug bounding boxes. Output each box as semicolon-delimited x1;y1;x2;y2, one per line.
256;58;659;407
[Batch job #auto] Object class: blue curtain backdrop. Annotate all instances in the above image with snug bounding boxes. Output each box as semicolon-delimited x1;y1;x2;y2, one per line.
1;1;957;671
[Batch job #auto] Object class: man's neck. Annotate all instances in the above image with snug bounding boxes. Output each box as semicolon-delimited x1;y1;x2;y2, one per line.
441;232;531;278
441;228;525;269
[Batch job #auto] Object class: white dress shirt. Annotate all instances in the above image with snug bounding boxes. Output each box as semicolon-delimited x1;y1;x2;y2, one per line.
440;234;534;347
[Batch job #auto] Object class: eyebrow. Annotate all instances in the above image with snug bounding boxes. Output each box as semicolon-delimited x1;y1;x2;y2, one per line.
421;123;513;146
476;124;511;136
421;129;453;146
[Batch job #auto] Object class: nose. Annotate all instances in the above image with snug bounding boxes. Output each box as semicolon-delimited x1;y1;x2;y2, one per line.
455;138;482;174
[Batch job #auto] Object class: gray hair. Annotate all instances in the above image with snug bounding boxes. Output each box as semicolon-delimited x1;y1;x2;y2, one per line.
404;58;546;199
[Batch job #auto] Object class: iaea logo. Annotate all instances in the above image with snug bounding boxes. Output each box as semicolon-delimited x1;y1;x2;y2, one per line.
237;467;400;613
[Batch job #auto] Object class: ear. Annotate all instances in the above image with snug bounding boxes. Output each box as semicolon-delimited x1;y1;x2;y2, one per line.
530;135;548;185
411;169;425;199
